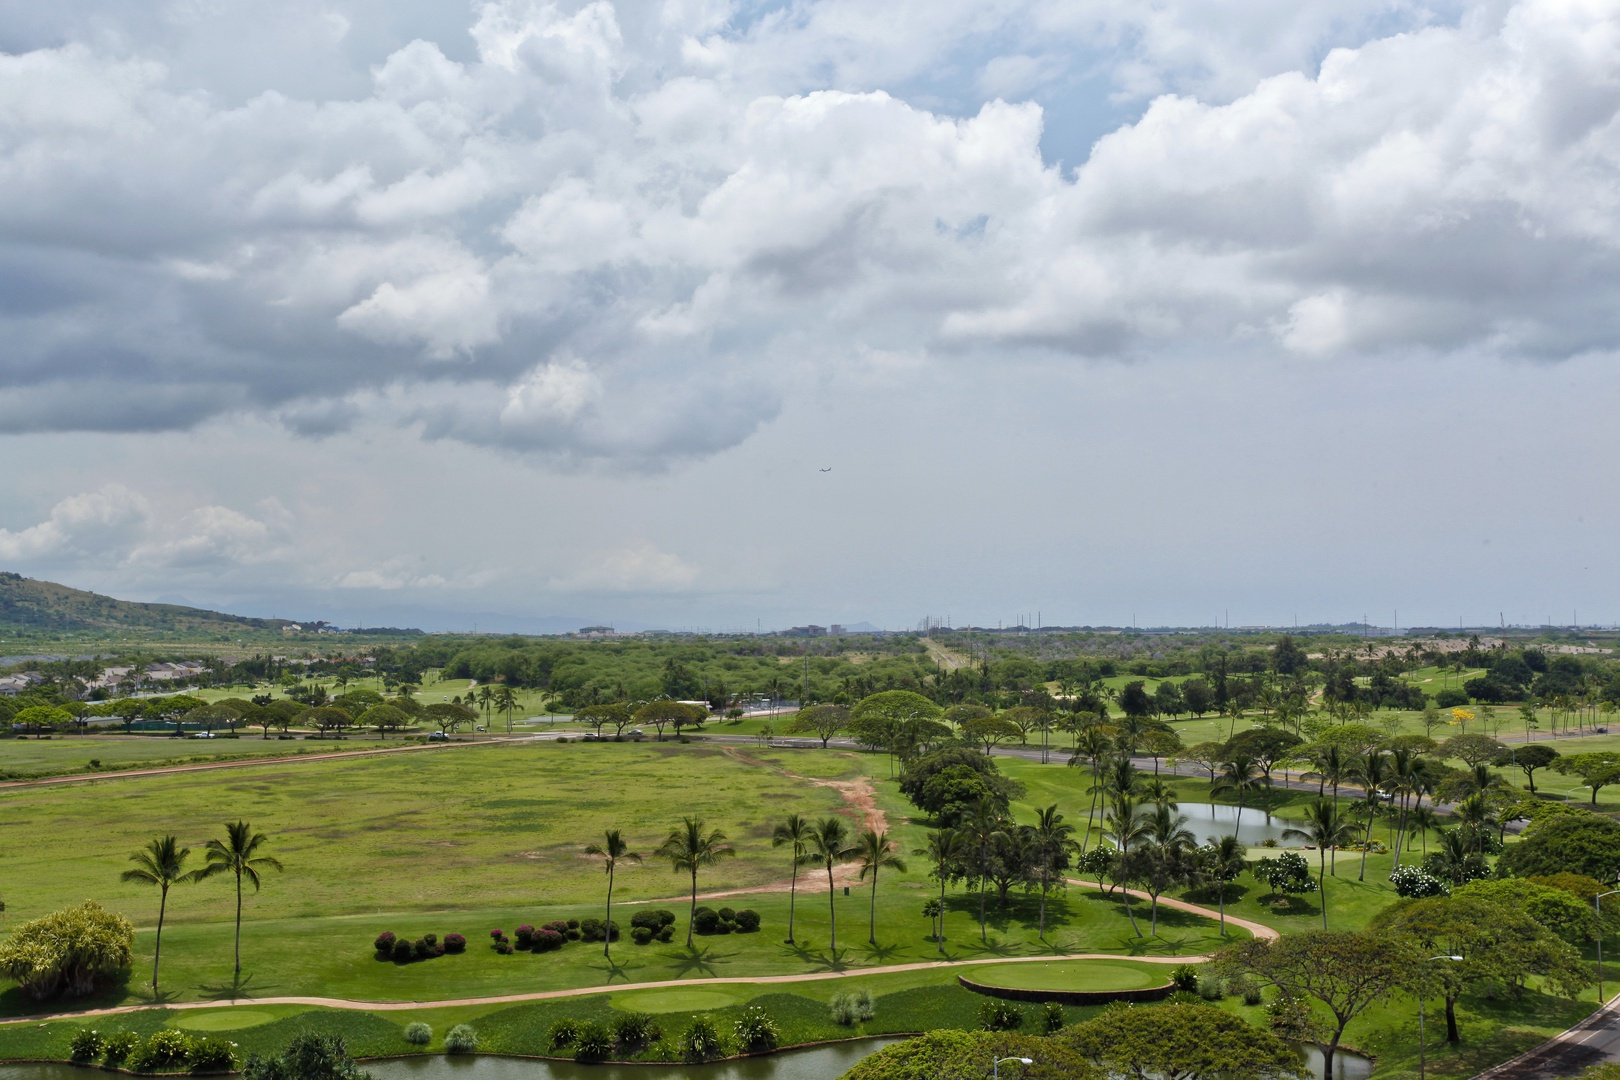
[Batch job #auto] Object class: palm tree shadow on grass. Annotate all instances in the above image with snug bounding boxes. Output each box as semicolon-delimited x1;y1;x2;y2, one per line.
589;955;636;983
957;938;1018;961
855;941;904;965
198;974;273;1000
659;944;735;979
793;945;854;973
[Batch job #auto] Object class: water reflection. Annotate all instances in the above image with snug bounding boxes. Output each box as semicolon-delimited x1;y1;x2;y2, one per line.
1175;803;1298;846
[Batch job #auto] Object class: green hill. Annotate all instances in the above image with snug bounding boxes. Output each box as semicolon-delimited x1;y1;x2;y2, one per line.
0;573;298;633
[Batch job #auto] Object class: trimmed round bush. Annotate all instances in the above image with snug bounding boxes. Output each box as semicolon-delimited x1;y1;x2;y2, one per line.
403;1022;432;1045
572;1021;612;1061
657;925;674;943
489;929;504;941
443;933;466;953
373;931;396;954
630;909;675;931
734;909;760;932
533;928;566;952
392;938;413;963
444;1024;478;1054
631;926;653;945
514;925;534;949
542;920;570;934
68;1029;104;1061
692;907;720;934
495;940;514;955
567;919;580;930
413;938;434;960
717;907;736;922
566;927;581;940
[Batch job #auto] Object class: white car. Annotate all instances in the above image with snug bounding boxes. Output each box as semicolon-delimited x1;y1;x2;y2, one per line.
189;732;216;739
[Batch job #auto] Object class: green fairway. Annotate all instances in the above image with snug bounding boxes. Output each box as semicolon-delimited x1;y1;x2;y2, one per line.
966;959;1167;991
0;733;362;779
610;987;750;1012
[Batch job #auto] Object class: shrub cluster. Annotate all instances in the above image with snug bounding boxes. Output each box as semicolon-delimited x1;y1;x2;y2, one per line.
444;1024;478;1054
374;930;461;962
734;1005;779;1053
978;1000;1025;1032
629;909;677;944
403;1022;433;1046
691;906;760;935
1390;865;1449;898
678;1017;725;1063
579;917;620;943
79;1026;239;1072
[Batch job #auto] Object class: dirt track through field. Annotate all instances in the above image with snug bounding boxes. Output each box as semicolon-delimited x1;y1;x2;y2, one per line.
644;748;890;902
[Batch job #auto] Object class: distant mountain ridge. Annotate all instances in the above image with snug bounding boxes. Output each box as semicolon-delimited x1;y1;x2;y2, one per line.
0;573;300;633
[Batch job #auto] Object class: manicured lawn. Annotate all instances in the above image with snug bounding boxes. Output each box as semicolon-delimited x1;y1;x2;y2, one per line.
0;733;352;779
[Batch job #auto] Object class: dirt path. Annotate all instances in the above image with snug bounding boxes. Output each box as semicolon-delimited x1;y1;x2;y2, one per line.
0;736;536;790
0;951;1207;1025
645;750;890;902
920;637;970;671
1066;880;1279;941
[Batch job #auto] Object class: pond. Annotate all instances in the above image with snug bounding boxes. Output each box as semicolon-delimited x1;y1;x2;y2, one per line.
0;1040;902;1080
1174;802;1299;846
1301;1043;1375;1080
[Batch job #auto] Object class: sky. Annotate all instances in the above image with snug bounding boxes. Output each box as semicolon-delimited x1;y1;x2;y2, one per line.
0;0;1618;633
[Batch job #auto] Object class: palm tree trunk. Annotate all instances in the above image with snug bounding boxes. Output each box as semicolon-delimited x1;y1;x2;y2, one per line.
827;863;838;953
153;885;168;991
1218;878;1226;934
937;874;947;954
1082;775;1099;854
1319;852;1328;929
687;868;697;947
234;871;243;981
603;865;614;958
1038;878;1048;940
978;848;988;943
868;866;878;945
1119;842;1141;937
1358;811;1371;882
787;858;798;944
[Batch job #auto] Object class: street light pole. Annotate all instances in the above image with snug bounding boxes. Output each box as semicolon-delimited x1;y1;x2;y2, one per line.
1597;890;1620;1004
993;1057;1033;1080
1419;955;1463;1080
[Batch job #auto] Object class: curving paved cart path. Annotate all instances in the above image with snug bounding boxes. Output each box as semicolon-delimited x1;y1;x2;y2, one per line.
0;881;1274;1026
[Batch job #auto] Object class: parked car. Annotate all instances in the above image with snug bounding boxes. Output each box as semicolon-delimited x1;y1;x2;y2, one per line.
189;732;215;739
428;731;450;742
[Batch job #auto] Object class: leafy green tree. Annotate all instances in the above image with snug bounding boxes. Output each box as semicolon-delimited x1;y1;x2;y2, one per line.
423;702;476;736
1118;680;1153;719
842;1028;1093;1080
578;702;633;738
961;714;1022;754
788;704;850;748
1181;678;1215;717
120;835;197;992
1494;744;1559;793
1374;895;1589;1043
1218;930;1412;1080
1283;799;1358;928
654;818;735;947
1454;878;1601;944
582;829;640;958
801;816;859;953
1555;751;1620;805
634;700;708;741
772;814;812;944
856;828;906;945
196;821;284;981
241;1033;374;1080
0;901;135;1000
357;704;408;739
1060;1001;1302;1080
11;704;70;738
1500;812;1620;880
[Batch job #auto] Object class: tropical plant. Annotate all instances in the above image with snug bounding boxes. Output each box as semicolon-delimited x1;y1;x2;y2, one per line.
1202;834;1247;934
653;817;735;947
801;816;860;952
856;828;907;945
0;901;135;1000
1027;804;1079;939
119;835;196;993
1212;755;1262;831
915;828;963;954
583;829;641;958
771;813;812;944
195;820;284;980
1283;799;1358;929
960;800;1010;942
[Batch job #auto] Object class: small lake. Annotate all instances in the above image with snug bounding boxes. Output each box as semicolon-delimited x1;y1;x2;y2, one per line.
1174;802;1299;846
1301;1043;1375;1080
0;1040;901;1080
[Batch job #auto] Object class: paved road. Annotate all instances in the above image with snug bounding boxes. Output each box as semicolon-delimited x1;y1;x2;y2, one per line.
1473;994;1620;1080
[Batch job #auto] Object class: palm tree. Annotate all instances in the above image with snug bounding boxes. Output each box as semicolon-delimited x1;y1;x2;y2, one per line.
1282;799;1357;929
960;801;1009;942
196;821;283;981
1205;833;1246;934
1353;750;1390;881
495;686;519;732
120;836;197;993
1141;803;1196;935
856;829;906;945
1407;805;1439;859
1071;727;1113;853
1103;795;1151;938
1028;805;1078;940
801;817;860;953
1212;755;1261;832
583;829;641;958
771;814;812;944
914;828;964;954
654;818;735;947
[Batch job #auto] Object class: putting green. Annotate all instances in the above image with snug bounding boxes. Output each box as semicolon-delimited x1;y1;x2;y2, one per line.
610;986;751;1013
966;960;1166;992
171;1009;276;1031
